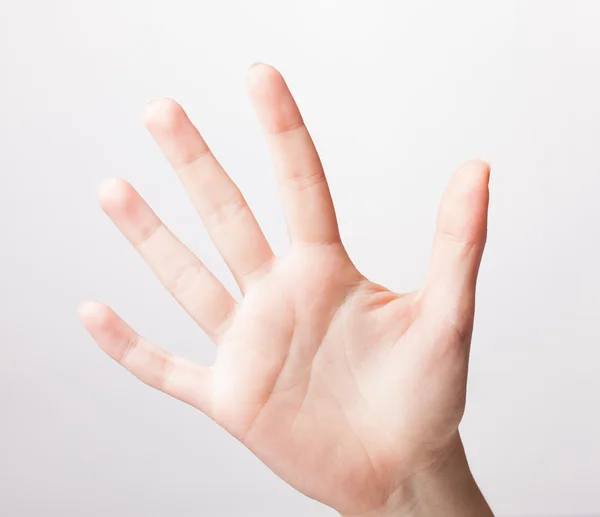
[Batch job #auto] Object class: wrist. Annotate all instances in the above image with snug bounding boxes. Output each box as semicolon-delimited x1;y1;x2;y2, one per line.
341;434;493;517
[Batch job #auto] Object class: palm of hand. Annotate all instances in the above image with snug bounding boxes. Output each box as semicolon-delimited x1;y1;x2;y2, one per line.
80;64;489;517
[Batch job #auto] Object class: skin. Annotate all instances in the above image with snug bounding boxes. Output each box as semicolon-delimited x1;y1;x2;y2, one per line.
79;63;494;517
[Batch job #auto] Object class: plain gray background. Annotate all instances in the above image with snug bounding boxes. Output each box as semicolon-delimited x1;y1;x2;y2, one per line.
1;1;599;516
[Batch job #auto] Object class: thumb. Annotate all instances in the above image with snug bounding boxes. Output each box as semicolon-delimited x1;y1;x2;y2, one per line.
421;159;490;340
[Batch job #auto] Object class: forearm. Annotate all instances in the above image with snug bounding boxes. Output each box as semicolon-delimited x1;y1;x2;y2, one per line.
341;435;493;517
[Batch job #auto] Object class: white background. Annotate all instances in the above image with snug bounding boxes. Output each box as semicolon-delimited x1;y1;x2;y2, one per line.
1;1;599;516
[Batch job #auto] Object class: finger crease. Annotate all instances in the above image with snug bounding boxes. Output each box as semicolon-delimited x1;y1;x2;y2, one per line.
135;221;163;248
283;168;327;193
119;334;140;368
158;353;177;392
203;195;249;227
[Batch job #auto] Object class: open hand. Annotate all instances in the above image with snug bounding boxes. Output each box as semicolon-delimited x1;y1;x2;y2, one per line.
80;64;492;517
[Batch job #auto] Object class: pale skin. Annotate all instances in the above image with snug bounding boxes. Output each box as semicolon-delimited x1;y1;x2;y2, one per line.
79;63;494;517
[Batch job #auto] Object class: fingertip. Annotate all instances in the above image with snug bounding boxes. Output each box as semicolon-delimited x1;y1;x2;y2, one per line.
98;177;134;215
98;176;120;200
457;159;491;187
78;301;111;328
77;300;94;318
448;160;491;203
78;303;132;361
247;62;283;92
248;61;267;71
472;158;491;183
472;157;491;172
143;97;186;132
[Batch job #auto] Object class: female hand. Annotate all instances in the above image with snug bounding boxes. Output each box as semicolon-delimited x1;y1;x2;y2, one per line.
80;64;493;517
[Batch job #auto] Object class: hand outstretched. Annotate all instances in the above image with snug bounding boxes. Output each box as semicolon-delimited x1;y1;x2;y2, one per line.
80;64;492;517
